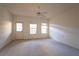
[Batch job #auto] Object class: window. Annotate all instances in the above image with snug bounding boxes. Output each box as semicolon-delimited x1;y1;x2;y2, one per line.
30;24;37;34
41;23;48;34
16;23;23;32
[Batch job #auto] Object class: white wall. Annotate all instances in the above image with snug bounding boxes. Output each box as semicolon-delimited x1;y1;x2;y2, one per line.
49;7;79;49
0;5;13;49
13;16;49;39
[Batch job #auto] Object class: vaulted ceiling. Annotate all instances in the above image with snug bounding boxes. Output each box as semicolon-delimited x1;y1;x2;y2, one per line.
2;3;79;19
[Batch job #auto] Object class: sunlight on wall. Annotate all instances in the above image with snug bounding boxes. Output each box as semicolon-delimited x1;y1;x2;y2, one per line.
49;24;79;49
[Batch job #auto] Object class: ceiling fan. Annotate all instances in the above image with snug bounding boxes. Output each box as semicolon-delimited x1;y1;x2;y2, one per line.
36;6;48;19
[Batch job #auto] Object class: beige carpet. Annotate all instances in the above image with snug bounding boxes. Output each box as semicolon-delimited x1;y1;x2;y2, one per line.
0;39;79;56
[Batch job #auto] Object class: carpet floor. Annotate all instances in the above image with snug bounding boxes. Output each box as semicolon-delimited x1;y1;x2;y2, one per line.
0;39;79;56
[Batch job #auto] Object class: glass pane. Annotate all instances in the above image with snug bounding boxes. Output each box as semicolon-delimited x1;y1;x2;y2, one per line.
30;24;37;28
42;23;47;25
41;23;48;34
16;23;23;32
30;29;36;34
30;24;37;34
41;29;47;33
42;26;47;29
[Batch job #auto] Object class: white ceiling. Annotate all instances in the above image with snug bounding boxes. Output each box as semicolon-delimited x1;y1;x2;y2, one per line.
2;3;79;19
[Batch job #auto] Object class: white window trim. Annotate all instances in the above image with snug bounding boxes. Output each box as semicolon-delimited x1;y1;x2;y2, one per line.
30;24;37;34
41;23;48;34
16;22;23;32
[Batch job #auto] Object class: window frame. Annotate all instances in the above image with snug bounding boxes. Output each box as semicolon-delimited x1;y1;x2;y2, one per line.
16;22;23;32
41;23;48;34
30;24;37;34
